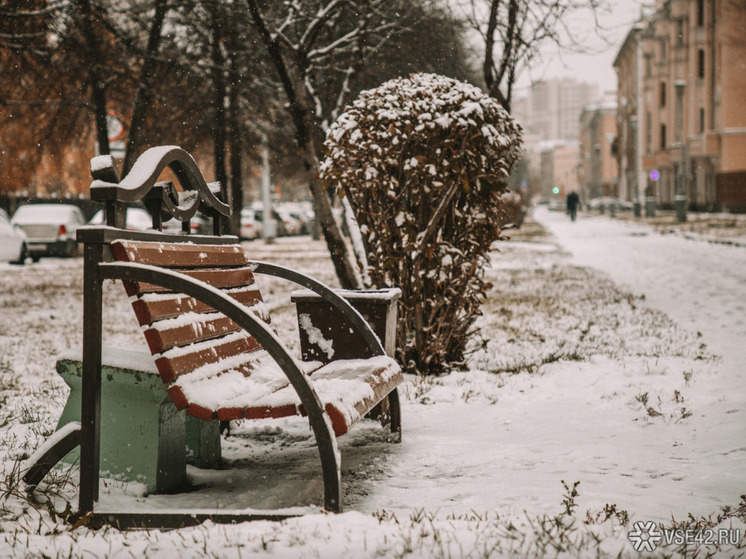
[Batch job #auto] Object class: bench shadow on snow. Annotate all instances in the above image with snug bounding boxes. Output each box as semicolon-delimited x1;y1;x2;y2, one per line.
97;417;400;513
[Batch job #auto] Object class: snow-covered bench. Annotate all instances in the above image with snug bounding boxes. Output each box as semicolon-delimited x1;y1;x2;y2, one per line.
22;146;402;527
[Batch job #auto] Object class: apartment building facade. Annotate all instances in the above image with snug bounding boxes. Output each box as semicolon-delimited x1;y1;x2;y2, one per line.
614;0;746;211
516;79;600;142
578;97;619;202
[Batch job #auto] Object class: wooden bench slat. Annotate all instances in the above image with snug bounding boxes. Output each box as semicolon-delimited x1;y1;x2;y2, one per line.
308;357;403;436
154;332;263;382
131;288;265;325
166;349;312;420
169;353;400;436
214;356;401;436
111;240;249;268
143;313;240;353
122;267;257;296
143;298;270;353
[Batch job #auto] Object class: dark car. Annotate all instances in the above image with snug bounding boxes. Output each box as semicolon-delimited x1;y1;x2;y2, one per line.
11;203;86;260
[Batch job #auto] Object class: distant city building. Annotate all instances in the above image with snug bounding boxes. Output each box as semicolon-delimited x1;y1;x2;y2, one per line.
614;0;746;211
540;141;580;200
513;79;598;201
578;94;619;202
514;79;600;143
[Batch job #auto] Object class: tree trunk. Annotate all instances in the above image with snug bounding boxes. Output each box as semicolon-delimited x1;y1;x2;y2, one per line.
308;171;360;289
122;0;169;175
78;0;109;155
209;20;228;210
228;79;243;236
246;0;360;289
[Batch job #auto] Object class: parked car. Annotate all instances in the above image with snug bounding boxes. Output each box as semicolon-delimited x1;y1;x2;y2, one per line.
240;207;262;240
252;206;287;237
287;207;315;235
162;212;212;235
88;207;154;231
11;203;86;260
0;208;28;264
275;206;303;236
587;197;634;212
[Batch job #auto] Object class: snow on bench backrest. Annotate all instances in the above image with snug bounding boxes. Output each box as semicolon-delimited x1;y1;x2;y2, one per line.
109;239;276;419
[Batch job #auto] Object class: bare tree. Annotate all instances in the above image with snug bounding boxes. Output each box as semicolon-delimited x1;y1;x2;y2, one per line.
245;0;422;289
120;0;170;174
460;0;607;112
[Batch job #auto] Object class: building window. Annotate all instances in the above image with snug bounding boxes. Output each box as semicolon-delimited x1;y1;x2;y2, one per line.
646;112;652;155
661;39;667;62
698;49;706;79
660;82;666;107
700;108;705;133
697;0;705;26
677;20;684;45
661;124;667;149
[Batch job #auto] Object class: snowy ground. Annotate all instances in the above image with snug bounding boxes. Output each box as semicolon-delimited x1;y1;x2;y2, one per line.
1;207;745;557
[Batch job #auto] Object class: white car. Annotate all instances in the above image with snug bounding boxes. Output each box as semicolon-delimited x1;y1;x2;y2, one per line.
88;207;154;231
240;207;262;240
0;208;27;264
11;203;86;260
276;206;303;236
587;197;634;211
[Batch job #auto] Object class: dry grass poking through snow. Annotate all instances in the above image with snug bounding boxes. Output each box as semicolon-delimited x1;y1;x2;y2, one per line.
613;209;746;246
469;220;711;376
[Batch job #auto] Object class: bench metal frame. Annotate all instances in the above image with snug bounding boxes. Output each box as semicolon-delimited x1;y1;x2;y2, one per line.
22;146;401;529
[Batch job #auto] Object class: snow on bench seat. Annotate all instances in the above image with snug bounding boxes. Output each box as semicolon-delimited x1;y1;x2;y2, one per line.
170;354;401;436
109;239;403;437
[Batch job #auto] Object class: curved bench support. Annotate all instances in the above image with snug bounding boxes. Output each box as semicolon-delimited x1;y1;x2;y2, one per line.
250;261;386;357
89;146;229;234
22;421;81;491
98;261;343;512
253;261;402;439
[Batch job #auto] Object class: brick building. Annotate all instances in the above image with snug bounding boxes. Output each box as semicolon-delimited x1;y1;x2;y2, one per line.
614;0;746;212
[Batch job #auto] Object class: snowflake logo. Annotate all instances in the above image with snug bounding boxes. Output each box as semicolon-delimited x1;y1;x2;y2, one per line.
628;520;663;552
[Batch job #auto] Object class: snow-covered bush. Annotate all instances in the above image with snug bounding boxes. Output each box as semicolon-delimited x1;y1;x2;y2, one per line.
320;73;523;375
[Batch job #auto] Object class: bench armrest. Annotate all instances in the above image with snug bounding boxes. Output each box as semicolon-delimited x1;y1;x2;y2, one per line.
248;261;386;357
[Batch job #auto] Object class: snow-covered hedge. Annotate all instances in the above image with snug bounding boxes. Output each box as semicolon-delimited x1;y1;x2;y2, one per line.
321;73;523;375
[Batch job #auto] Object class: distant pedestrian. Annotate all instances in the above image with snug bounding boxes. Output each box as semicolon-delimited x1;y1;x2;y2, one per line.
566;191;580;222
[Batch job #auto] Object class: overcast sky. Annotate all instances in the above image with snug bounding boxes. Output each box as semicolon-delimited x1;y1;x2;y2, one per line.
511;0;650;96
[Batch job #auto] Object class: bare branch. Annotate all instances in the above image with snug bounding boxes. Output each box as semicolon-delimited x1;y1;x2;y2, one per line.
0;1;70;18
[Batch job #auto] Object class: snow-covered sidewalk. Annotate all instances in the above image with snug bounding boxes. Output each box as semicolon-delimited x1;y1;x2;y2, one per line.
534;206;746;519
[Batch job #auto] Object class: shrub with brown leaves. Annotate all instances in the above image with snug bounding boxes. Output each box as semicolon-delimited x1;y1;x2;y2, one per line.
321;73;523;375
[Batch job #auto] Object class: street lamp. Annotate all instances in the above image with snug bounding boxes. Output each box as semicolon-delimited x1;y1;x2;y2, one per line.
674;79;687;222
630;115;642;217
633;22;648;218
